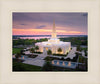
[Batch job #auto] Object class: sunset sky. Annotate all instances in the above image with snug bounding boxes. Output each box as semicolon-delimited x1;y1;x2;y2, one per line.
13;13;88;35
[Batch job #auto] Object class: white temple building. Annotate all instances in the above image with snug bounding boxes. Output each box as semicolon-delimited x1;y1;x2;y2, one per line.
35;20;71;55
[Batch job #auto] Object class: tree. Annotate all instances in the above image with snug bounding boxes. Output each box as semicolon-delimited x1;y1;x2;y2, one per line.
58;48;62;54
15;53;21;62
30;48;35;54
35;46;39;52
20;50;25;55
47;49;52;55
42;61;53;71
84;49;87;56
77;45;81;51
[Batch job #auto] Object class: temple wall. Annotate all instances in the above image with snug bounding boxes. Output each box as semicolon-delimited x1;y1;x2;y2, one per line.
35;42;71;55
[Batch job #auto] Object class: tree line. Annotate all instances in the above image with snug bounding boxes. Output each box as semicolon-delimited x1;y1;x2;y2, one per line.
13;36;87;46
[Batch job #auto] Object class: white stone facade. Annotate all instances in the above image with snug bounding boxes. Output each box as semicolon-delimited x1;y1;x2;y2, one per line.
35;39;71;55
35;19;71;55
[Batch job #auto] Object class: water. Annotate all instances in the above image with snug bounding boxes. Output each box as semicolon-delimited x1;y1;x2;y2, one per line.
59;61;63;65
52;60;77;68
13;35;87;40
20;36;50;40
65;62;68;65
54;60;57;64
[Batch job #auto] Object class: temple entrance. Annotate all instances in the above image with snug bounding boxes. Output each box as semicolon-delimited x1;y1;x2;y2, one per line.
43;47;48;55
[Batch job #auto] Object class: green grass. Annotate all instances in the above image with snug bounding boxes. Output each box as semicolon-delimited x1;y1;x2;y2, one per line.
13;48;23;54
13;60;42;71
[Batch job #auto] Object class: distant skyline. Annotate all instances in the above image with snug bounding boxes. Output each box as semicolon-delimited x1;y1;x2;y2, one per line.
13;12;88;35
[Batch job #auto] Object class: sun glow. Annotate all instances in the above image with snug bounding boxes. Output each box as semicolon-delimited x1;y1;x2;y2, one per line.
13;28;83;35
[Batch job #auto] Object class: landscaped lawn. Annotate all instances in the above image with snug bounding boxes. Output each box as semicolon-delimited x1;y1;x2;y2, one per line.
13;60;42;71
13;48;23;54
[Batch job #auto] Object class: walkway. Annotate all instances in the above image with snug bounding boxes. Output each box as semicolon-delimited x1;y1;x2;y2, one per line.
64;47;76;59
81;50;88;58
77;50;88;58
23;59;45;67
22;54;47;67
21;47;77;66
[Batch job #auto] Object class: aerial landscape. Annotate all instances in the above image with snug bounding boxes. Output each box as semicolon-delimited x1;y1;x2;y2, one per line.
12;13;88;71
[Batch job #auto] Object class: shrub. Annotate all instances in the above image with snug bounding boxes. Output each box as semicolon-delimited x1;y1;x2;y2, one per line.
58;48;62;53
47;49;52;55
35;46;39;52
66;58;71;61
30;48;35;53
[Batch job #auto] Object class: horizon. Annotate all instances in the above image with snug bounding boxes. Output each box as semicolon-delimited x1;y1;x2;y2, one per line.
13;35;87;36
13;13;88;35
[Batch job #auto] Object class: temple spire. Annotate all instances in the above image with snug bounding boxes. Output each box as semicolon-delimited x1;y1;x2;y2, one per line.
52;19;56;38
53;19;56;33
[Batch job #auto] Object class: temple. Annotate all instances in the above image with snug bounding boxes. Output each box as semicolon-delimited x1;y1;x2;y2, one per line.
35;20;71;55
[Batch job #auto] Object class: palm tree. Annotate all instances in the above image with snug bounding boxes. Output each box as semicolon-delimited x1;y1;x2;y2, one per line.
58;48;62;54
47;49;52;55
35;46;39;52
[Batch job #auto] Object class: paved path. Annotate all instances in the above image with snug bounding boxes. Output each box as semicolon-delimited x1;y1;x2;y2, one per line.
77;50;88;58
64;47;76;59
22;54;47;67
23;59;45;67
22;47;78;66
49;55;62;59
81;50;88;58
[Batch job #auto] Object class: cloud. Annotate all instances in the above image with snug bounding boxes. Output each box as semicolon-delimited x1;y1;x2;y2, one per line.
20;24;27;25
13;12;88;35
36;25;46;29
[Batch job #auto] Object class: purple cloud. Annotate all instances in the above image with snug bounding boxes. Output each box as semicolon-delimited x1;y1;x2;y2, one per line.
36;25;46;29
13;12;88;34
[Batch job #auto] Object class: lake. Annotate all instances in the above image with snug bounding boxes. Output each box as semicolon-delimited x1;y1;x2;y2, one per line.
13;35;87;40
